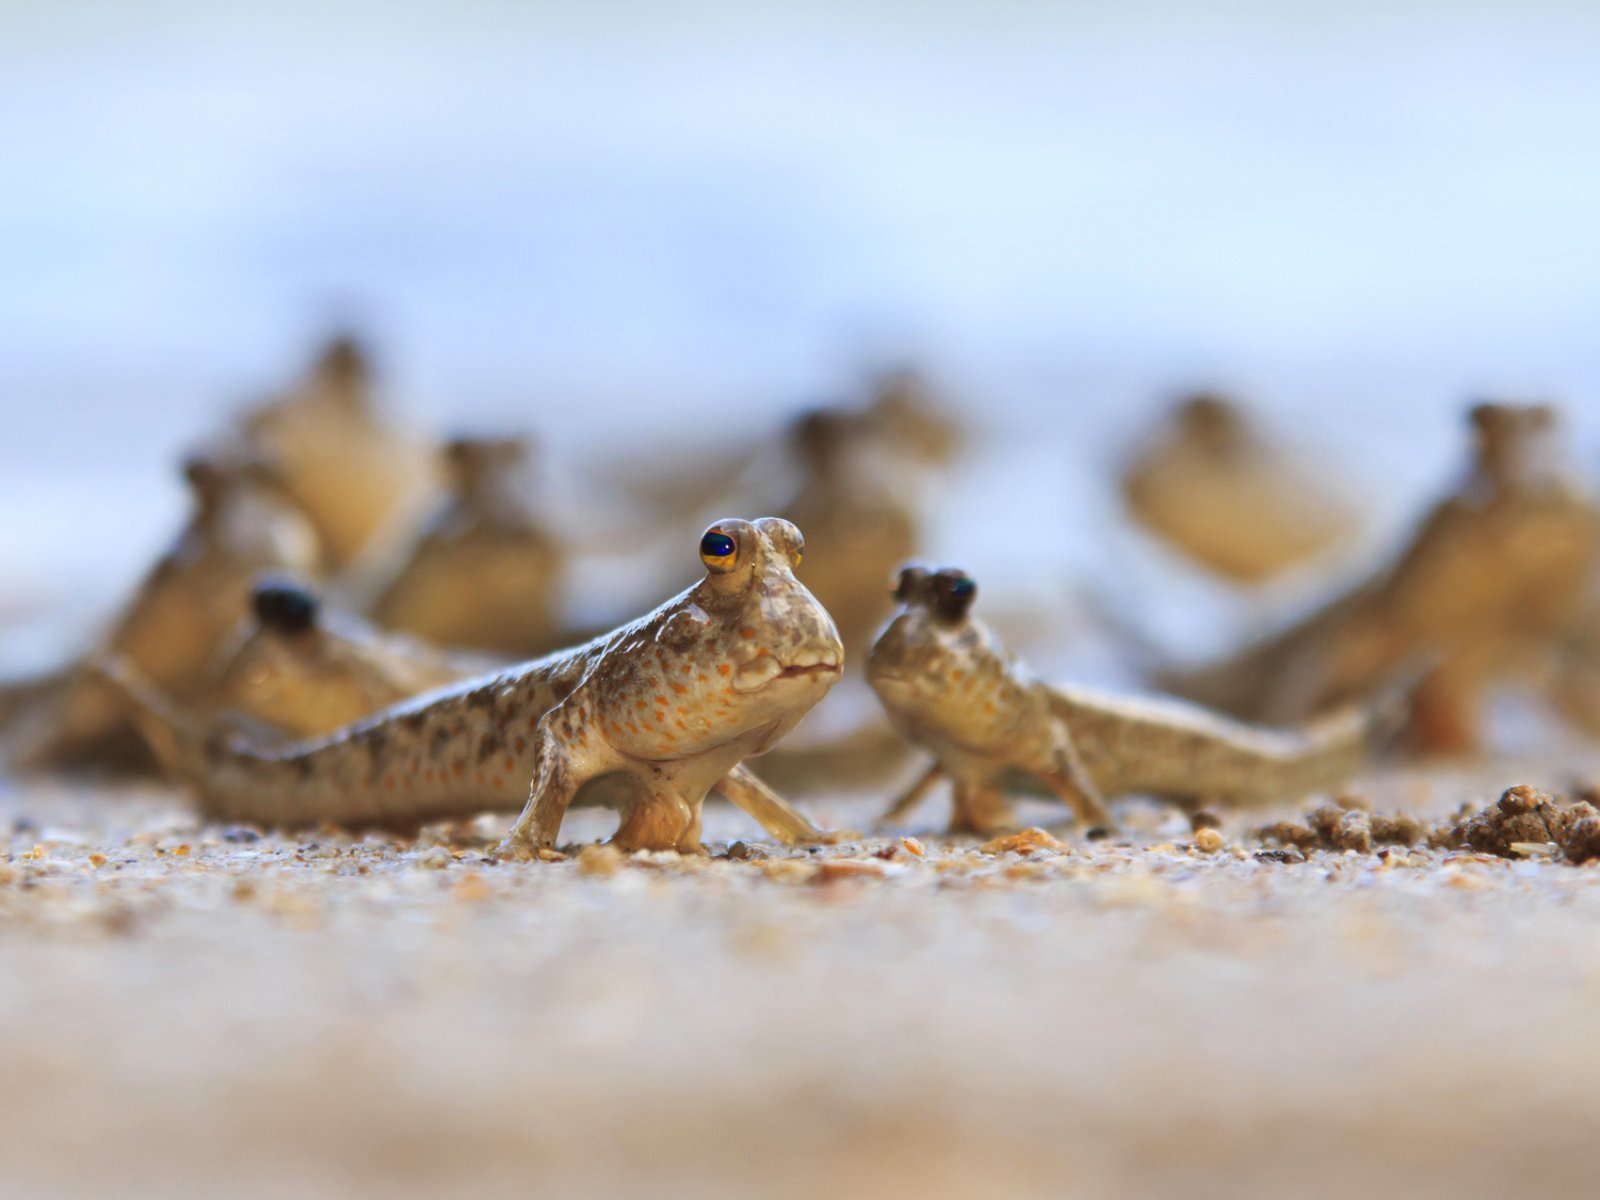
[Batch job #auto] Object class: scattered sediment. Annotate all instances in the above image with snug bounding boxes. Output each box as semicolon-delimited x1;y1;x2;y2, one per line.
1257;797;1425;855
1429;784;1600;863
1257;784;1600;865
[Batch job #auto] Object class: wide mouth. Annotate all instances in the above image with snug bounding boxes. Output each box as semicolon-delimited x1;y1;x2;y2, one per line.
775;663;842;681
733;657;844;693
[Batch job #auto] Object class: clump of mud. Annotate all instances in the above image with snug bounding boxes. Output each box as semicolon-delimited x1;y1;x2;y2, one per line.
1258;798;1424;855
1257;785;1600;865
1429;785;1600;863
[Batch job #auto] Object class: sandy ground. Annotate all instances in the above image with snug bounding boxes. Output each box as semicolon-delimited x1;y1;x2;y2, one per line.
6;761;1600;1200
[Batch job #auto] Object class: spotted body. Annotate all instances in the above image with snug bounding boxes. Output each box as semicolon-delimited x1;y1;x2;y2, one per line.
108;518;842;854
869;566;1382;834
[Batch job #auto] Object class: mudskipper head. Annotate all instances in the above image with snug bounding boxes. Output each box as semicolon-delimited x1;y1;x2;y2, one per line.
1175;391;1247;451
443;434;531;491
599;519;844;762
691;517;843;698
865;368;962;468
1467;402;1563;493
788;409;855;477
180;451;280;514
222;577;402;738
311;333;372;407
866;563;982;712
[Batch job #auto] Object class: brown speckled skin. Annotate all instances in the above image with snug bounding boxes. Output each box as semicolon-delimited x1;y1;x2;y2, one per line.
869;566;1378;835
1160;403;1600;752
115;518;841;855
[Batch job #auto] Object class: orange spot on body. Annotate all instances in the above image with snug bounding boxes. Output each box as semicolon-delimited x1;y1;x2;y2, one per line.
670;682;688;695
513;736;526;754
740;627;755;639
504;756;515;773
717;664;731;677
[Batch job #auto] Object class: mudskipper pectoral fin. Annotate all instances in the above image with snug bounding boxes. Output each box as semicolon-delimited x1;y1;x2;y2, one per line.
714;763;824;845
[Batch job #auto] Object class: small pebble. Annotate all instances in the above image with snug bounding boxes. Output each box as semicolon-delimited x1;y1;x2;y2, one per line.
1194;827;1224;854
577;843;624;876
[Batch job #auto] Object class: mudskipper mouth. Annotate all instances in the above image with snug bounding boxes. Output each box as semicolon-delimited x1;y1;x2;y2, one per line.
776;663;840;681
733;651;844;692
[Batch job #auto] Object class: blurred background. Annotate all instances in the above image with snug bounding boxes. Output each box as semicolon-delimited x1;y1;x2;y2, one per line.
7;14;1600;1194
5;0;1600;675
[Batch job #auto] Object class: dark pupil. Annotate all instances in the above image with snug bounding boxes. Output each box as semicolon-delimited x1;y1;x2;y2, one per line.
950;578;975;599
701;532;736;559
253;581;319;632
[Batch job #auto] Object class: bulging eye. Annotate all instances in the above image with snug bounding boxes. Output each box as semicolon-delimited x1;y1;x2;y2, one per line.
934;571;977;619
793;534;804;566
700;528;738;572
252;577;320;633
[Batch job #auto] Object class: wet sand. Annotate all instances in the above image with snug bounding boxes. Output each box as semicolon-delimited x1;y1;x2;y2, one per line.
5;764;1600;1200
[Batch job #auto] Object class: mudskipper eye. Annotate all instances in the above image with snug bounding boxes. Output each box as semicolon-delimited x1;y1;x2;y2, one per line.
934;571;977;620
793;534;804;566
700;529;738;572
253;578;320;634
